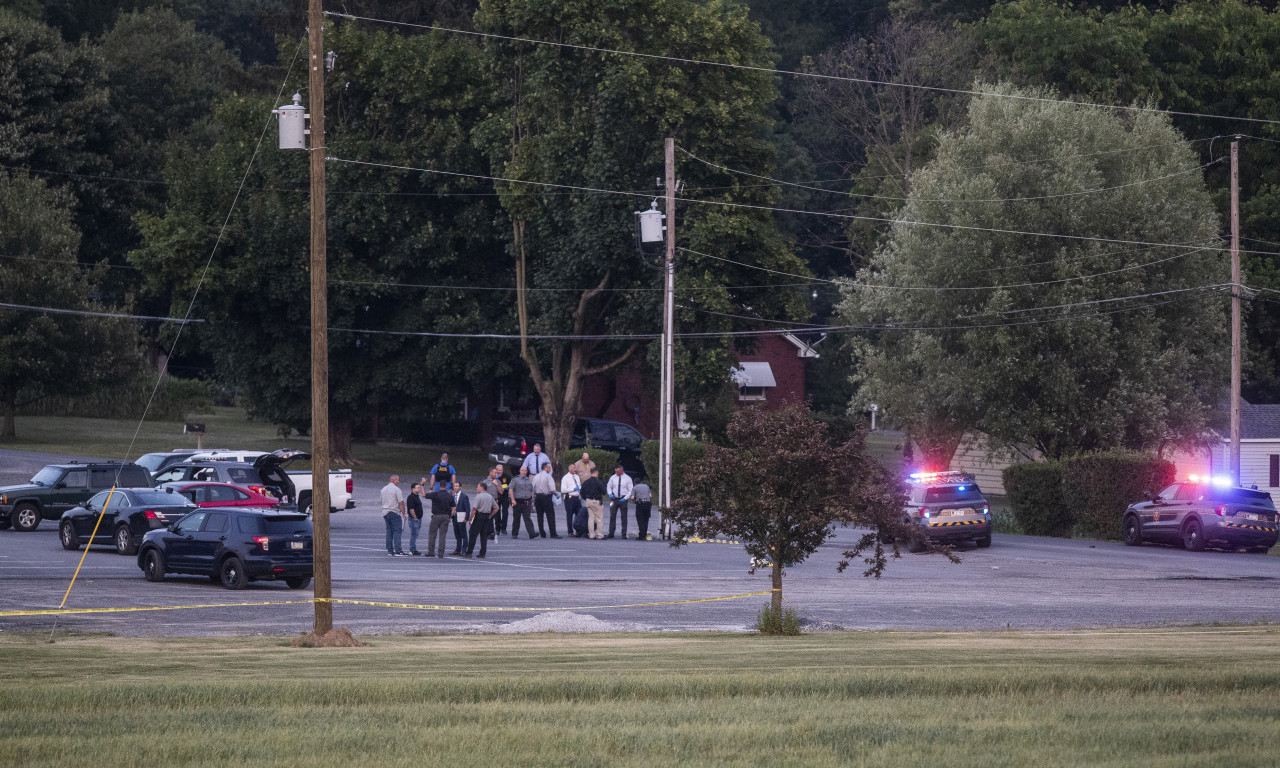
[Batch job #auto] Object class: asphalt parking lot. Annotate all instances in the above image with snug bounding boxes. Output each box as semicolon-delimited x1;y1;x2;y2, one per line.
2;461;1279;636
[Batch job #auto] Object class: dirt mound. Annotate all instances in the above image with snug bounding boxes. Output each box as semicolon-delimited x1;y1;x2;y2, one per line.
291;626;365;647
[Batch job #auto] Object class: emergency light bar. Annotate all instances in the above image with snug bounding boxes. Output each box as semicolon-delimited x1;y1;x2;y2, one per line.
1186;474;1233;487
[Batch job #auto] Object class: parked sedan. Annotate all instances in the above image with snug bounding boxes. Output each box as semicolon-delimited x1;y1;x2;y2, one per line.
159;481;280;509
60;488;197;556
136;507;313;590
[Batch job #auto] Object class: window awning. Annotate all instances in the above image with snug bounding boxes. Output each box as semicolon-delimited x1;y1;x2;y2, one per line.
731;362;777;388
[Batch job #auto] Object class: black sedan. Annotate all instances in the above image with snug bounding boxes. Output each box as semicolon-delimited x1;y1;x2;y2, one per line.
60;488;197;556
136;507;313;590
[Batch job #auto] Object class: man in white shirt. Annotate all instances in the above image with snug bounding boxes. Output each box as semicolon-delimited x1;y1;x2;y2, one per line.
521;443;551;475
560;464;582;537
606;465;634;540
531;463;559;538
380;475;406;556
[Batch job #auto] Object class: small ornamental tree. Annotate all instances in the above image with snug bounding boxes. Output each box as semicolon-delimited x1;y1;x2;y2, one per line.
667;402;921;617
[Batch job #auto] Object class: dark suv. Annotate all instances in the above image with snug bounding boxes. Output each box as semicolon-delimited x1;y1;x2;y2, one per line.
902;471;992;550
1122;477;1278;552
0;462;154;532
489;418;647;477
136;507;313;590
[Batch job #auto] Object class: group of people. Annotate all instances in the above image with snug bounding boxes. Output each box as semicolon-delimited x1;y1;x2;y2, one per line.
378;447;655;559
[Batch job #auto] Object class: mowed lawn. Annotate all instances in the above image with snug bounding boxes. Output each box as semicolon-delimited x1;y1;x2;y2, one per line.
2;628;1279;767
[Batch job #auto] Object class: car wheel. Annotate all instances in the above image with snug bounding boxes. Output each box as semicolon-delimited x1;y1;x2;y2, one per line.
114;525;137;556
975;533;992;548
12;503;41;532
60;520;80;551
1122;514;1143;547
285;575;311;590
142;549;165;582
219;556;248;590
298;492;313;517
1182;518;1206;552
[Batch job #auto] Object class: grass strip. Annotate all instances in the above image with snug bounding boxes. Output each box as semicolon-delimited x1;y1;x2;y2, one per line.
1;629;1278;767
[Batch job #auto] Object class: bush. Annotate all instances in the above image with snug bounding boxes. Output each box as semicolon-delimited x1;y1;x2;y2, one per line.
1002;461;1071;536
1062;450;1175;540
557;447;618;476
20;374;212;421
640;437;706;496
755;604;801;635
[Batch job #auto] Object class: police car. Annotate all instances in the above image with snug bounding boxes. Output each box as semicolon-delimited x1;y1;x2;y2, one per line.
902;471;992;550
1122;475;1277;553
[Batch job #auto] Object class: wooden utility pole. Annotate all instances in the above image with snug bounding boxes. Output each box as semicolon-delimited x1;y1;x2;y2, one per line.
308;0;332;634
1230;138;1241;484
659;138;676;535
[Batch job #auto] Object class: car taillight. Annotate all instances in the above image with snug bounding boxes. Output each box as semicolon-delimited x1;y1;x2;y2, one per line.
980;505;990;515
520;439;528;454
920;506;931;518
250;485;273;497
144;510;161;520
1215;505;1227;516
346;479;353;494
252;536;269;551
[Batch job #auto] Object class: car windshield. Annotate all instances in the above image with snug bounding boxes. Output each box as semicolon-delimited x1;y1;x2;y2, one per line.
131;490;195;507
924;485;984;503
1208;486;1276;509
135;454;168;473
29;467;62;486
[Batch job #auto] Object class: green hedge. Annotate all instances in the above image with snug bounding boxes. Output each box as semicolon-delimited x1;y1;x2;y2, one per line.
556;448;618;477
640;438;706;499
1002;461;1071;537
1062;451;1175;541
1003;451;1176;540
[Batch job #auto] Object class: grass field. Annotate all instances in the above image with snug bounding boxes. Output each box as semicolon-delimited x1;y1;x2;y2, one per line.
2;628;1279;767
1;408;491;476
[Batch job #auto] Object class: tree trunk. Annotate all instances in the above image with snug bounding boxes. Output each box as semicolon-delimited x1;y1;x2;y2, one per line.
329;414;353;466
771;560;783;614
0;387;15;441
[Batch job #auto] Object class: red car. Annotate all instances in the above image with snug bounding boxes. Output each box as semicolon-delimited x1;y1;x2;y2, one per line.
159;482;280;509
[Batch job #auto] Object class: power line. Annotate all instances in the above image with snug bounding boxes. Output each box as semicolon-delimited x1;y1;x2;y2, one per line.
0;302;202;323
326;10;1280;128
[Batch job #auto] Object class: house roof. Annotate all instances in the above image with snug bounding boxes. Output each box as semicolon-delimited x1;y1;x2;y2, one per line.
782;333;820;359
1240;401;1280;440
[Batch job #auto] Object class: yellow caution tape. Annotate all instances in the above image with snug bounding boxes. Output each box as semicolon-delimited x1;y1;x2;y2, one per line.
0;590;775;618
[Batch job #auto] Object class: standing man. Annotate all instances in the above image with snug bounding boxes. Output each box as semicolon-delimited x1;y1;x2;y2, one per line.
606;465;634;539
405;482;425;555
573;451;596;481
531;462;559;538
429;453;456;492
426;482;455;559
466;482;497;558
381;474;406;556
522;443;551;475
632;479;653;541
495;465;512;538
450;481;470;556
560;464;582;537
509;465;537;540
580;468;607;540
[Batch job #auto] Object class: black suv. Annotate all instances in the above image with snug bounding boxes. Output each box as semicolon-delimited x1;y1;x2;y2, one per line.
0;462;154;532
489;418;647;477
902;471;992;550
136;507;313;590
1122;477;1278;552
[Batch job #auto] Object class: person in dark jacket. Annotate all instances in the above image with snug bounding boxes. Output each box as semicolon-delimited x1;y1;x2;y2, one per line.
580;468;608;540
426;484;455;558
406;482;425;555
450;481;471;555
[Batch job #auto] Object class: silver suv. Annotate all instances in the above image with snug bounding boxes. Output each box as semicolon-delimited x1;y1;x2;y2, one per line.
903;471;992;550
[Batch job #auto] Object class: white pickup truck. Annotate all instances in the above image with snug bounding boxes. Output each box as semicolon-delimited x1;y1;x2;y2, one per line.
188;450;353;514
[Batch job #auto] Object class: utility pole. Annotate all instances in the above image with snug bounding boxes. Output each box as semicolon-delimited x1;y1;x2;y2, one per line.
659;138;676;535
1230;138;1241;485
308;0;332;634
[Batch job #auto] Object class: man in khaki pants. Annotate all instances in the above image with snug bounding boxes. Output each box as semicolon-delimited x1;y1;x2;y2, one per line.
579;467;608;539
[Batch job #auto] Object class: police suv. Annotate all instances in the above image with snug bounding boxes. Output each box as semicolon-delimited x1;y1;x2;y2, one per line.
1122;475;1277;553
903;471;993;550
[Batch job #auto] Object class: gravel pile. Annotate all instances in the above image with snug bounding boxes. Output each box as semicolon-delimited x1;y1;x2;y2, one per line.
489;611;650;634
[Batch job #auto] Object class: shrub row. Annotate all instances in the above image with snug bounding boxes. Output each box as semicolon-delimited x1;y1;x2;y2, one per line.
640;438;706;499
556;447;618;476
1002;450;1175;540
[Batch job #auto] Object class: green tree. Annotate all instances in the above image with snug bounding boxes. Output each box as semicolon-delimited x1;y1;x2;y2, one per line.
476;0;810;461
843;83;1227;461
0;172;142;439
133;22;510;461
667;402;912;617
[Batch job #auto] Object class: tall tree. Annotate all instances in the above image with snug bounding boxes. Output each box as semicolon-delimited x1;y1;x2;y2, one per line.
843;83;1227;461
133;22;510;461
0;172;142;439
476;0;809;461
